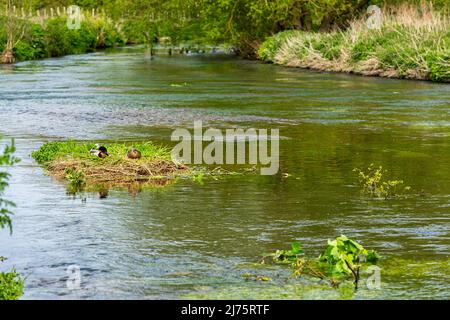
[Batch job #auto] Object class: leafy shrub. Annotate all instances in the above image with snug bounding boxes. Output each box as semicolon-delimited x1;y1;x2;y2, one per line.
0;269;24;300
45;18;73;57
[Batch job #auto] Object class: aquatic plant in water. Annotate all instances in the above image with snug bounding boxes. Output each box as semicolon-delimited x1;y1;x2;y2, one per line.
64;168;86;195
317;235;379;289
353;164;411;199
262;236;379;290
262;241;303;264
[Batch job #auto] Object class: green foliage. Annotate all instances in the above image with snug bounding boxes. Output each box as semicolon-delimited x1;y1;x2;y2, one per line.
258;30;296;62
0;137;23;300
32;141;183;195
258;5;449;82
44;17;107;56
32;141;171;166
0;12;124;62
318;235;380;278
353;164;411;199
270;241;303;264
0;269;24;300
264;236;379;289
0;139;20;233
64;168;86;194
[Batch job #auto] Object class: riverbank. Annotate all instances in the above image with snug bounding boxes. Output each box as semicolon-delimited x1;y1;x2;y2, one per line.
258;5;449;82
0;13;124;63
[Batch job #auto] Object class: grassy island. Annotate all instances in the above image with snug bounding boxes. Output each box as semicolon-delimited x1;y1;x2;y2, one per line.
32;141;188;192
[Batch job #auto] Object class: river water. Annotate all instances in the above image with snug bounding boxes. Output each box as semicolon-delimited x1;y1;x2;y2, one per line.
0;48;449;299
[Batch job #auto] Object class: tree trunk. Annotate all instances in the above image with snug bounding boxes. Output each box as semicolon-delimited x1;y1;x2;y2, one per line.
1;49;15;64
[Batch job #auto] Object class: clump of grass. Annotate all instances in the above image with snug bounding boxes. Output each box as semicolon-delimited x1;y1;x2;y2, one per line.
258;3;449;82
353;164;411;199
64;168;86;195
32;141;188;191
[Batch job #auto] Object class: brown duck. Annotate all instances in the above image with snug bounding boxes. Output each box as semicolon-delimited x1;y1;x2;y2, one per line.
127;148;142;160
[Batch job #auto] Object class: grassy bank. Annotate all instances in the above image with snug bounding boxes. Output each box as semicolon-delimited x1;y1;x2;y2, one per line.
32;141;187;193
258;4;449;82
0;13;124;63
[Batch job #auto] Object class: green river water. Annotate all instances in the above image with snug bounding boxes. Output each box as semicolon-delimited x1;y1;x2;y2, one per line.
0;47;449;299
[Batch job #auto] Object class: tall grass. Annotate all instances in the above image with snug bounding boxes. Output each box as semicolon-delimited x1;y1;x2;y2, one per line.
258;3;449;82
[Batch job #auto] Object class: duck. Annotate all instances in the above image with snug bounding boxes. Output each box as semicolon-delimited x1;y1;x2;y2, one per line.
127;148;142;160
90;144;109;158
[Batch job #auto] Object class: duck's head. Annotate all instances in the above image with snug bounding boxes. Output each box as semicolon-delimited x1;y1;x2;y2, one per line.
98;146;109;156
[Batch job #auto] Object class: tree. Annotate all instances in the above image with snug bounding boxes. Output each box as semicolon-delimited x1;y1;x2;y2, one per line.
0;0;31;63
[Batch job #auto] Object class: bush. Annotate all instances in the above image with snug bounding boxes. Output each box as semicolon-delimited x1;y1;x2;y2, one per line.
0;269;24;300
258;30;297;62
0;15;125;62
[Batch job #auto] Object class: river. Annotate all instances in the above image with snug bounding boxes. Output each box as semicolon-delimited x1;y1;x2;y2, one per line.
0;47;449;299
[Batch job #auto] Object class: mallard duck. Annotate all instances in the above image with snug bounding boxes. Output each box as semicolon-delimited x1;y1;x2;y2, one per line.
90;144;109;158
127;148;142;160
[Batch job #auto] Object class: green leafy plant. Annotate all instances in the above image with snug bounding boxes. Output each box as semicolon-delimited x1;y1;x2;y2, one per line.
318;235;380;288
353;164;411;199
262;236;379;290
64;168;86;195
0;138;23;300
0;268;24;300
265;241;303;264
0;139;20;232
